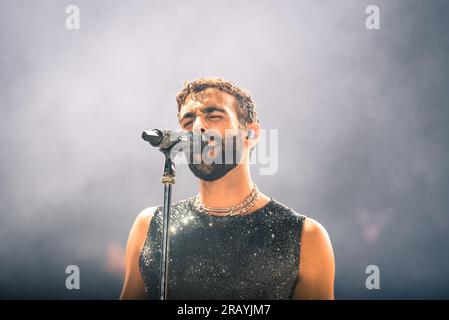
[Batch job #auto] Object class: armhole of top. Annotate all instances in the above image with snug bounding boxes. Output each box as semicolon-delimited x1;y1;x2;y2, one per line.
297;214;307;281
137;206;161;279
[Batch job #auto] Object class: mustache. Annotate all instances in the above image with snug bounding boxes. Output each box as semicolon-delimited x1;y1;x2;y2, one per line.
191;133;227;150
188;133;239;164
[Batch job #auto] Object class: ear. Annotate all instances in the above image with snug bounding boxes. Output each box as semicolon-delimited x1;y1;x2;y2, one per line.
245;122;261;148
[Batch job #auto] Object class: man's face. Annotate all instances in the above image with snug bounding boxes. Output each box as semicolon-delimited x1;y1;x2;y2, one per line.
178;88;246;181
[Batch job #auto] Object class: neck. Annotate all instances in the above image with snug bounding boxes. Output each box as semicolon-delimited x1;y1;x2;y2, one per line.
198;163;254;208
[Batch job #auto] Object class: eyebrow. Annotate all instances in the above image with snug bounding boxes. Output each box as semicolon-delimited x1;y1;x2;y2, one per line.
201;105;226;114
180;111;195;122
180;105;226;123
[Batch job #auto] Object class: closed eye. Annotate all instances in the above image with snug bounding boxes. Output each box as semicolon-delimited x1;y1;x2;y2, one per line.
183;121;193;128
207;115;223;120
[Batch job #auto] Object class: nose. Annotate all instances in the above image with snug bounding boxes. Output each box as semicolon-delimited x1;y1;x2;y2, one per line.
192;117;207;134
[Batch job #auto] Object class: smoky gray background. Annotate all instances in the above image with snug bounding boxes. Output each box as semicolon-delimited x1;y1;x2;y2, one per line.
1;0;448;299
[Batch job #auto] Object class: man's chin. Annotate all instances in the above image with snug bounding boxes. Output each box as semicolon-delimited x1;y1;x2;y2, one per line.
188;163;238;182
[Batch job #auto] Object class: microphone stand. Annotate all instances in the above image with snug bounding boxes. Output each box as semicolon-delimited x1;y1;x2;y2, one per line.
158;147;175;300
142;129;195;300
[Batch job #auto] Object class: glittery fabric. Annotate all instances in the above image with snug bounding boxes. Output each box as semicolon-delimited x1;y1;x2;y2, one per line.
139;196;306;300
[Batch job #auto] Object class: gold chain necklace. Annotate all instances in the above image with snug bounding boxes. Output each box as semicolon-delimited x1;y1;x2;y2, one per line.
194;184;260;216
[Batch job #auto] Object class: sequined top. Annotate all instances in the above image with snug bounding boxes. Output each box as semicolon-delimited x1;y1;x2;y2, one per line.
139;196;306;300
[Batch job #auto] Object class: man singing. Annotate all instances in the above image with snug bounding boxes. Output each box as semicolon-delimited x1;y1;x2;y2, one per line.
120;77;335;299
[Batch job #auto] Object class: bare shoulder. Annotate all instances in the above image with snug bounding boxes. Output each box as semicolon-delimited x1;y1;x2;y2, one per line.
119;206;158;300
301;217;331;244
294;217;335;299
129;206;157;243
300;217;334;266
135;206;157;227
125;206;158;259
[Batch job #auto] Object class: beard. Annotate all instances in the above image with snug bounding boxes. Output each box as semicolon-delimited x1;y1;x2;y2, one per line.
188;133;243;182
188;161;238;182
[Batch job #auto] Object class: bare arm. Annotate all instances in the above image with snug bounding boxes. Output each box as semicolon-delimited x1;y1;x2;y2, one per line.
293;217;335;300
119;207;155;300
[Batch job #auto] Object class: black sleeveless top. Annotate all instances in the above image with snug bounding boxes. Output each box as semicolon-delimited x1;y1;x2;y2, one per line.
139;196;306;299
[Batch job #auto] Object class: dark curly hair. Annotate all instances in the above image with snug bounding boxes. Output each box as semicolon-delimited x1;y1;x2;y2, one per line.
176;76;259;126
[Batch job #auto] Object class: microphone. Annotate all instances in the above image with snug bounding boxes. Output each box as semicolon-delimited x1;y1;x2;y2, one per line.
142;129;195;150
